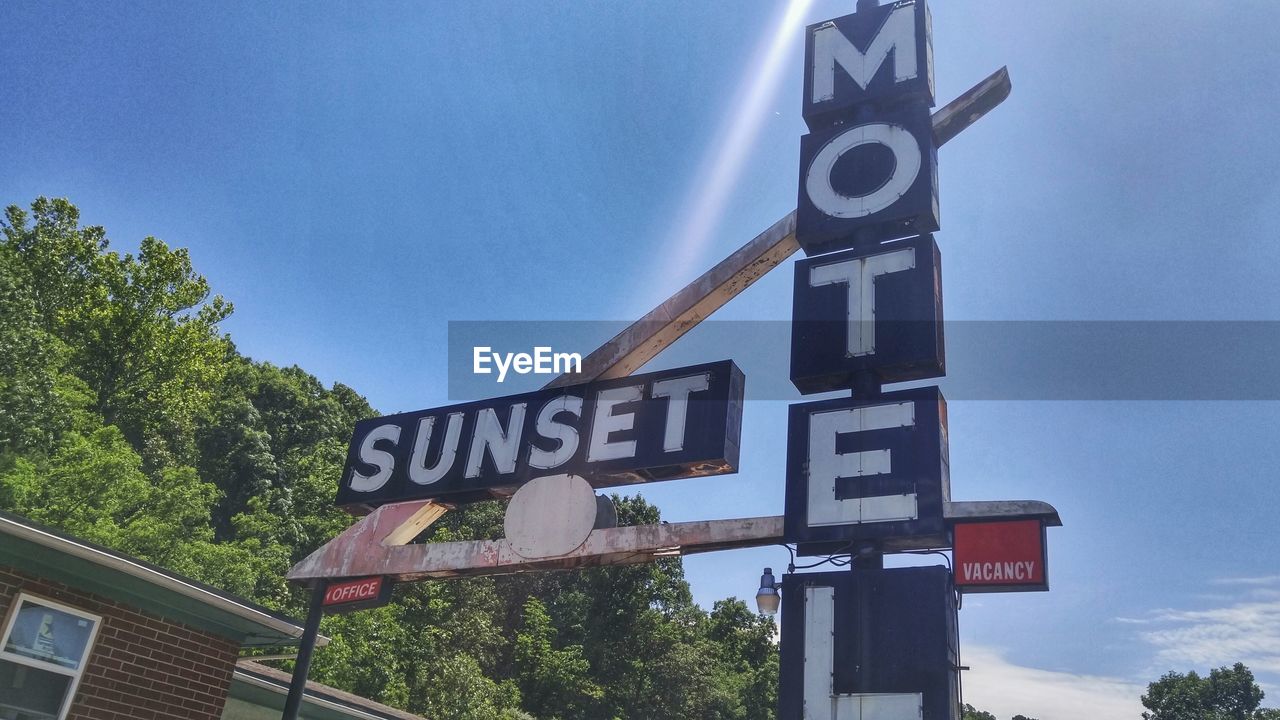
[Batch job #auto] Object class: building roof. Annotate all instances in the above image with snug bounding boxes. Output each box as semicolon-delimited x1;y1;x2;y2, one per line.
0;509;327;648
231;661;427;720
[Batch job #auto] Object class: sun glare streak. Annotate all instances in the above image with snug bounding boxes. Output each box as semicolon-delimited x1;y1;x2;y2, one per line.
642;0;814;307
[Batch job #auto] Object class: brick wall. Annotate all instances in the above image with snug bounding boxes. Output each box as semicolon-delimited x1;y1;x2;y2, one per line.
0;565;239;720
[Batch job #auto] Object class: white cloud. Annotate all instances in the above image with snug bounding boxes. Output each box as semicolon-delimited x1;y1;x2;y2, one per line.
1211;575;1280;586
962;645;1141;717
961;645;1144;720
1131;575;1280;697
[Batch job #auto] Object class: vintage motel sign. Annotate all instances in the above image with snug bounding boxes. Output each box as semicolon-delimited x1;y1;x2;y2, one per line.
784;386;949;555
778;567;957;720
797;0;939;255
954;519;1049;592
336;360;743;508
791;234;944;394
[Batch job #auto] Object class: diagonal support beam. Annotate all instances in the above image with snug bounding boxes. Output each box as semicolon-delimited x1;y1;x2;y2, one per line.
546;66;1013;388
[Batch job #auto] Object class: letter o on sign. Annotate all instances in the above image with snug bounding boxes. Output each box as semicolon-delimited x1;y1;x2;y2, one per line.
804;122;922;219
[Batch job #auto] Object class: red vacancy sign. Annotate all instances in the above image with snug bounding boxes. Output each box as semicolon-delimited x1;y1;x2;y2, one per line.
953;520;1048;593
321;577;391;613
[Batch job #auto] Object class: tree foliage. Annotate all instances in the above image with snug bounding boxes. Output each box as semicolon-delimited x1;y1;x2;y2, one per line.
0;197;779;719
1142;663;1277;720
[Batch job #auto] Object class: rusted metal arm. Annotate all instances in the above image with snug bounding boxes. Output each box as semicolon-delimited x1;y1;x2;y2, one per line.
289;515;786;582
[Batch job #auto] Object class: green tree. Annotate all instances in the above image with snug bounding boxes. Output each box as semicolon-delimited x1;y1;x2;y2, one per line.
962;705;996;720
513;597;603;719
0;244;86;453
1142;663;1276;720
0;196;788;720
4;197;233;468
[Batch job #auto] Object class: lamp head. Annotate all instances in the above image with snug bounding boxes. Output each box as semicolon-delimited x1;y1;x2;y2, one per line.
755;567;780;615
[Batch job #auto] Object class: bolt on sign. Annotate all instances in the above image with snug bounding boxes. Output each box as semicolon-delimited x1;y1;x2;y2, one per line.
797;0;938;255
336;360;744;509
953;520;1049;593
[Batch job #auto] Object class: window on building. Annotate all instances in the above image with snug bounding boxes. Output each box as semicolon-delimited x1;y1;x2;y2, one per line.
0;594;101;720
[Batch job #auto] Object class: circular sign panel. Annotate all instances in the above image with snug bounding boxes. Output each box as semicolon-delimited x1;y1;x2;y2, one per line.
504;474;598;559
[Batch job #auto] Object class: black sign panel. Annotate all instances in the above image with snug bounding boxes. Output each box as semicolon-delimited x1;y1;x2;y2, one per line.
778;567;958;720
797;103;939;255
784;386;948;555
791;234;943;394
802;0;934;130
336;360;744;508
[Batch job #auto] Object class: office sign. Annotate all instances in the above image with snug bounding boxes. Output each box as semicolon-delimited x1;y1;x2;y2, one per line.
784;386;949;554
322;577;392;614
336;360;744;508
796;0;939;256
954;520;1049;593
777;567;957;720
791;234;944;394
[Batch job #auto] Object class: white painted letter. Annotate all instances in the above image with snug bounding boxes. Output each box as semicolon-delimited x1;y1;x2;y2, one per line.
529;395;584;470
805;122;922;220
408;412;464;485
586;385;642;462
650;373;712;452
811;6;918;103
809;247;915;357
807;401;916;526
348;423;401;492
465;403;527;477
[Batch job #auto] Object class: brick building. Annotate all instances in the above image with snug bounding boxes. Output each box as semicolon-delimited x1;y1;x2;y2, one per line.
0;511;421;720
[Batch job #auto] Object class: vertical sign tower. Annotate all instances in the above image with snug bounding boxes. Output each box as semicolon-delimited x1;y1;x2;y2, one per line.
783;2;958;718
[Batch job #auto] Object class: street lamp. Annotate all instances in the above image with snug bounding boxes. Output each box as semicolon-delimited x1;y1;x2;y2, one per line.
755;567;780;615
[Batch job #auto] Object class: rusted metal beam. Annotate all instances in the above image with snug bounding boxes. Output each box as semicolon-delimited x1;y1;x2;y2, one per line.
544;212;798;387
931;67;1011;148
289;515;786;582
545;67;1013;387
290;500;446;581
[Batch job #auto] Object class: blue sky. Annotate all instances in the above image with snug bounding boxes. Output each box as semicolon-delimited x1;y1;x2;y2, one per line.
4;1;1280;717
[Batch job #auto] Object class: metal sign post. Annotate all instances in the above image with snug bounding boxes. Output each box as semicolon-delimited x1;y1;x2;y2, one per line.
775;0;1064;717
281;581;326;720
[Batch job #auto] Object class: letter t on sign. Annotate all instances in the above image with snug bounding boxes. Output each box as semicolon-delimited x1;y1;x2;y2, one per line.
790;235;944;395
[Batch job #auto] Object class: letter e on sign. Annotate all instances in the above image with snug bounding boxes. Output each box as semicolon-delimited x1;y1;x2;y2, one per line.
953;520;1048;593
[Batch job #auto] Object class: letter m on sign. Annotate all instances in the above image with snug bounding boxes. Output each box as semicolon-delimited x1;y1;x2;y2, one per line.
802;0;935;130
